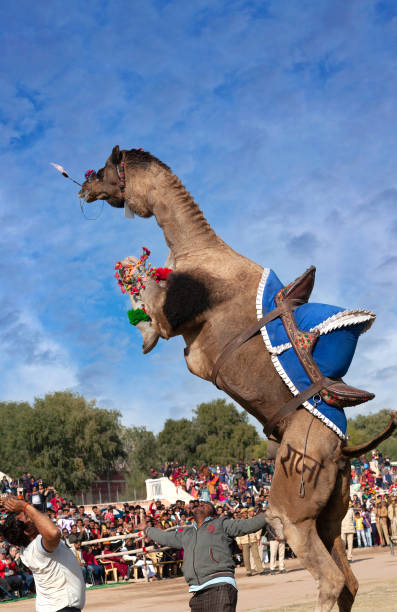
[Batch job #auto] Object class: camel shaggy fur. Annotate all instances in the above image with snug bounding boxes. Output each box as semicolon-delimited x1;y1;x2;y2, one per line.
79;147;396;611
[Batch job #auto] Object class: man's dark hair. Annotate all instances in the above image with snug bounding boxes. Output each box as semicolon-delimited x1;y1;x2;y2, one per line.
203;502;216;516
0;514;30;547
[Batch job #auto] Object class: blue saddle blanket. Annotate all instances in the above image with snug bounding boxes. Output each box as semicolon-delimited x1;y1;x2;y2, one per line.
256;269;375;439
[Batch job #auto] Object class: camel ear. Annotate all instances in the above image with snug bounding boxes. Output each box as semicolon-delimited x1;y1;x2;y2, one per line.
111;145;121;166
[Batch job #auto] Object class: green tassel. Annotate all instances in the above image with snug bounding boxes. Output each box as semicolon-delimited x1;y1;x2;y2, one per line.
127;308;150;326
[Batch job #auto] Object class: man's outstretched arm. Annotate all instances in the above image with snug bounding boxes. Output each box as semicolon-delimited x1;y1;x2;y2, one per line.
223;512;269;538
138;517;184;549
4;496;61;552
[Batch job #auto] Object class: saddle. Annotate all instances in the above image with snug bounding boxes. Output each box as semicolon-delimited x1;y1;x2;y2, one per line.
212;266;374;437
273;266;374;410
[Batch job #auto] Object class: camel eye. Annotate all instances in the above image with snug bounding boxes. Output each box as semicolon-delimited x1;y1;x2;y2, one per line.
96;168;104;180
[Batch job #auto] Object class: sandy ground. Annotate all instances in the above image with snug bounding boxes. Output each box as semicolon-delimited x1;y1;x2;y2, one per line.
5;547;397;611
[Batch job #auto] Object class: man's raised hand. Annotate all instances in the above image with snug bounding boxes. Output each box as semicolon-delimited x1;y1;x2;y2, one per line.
4;496;27;514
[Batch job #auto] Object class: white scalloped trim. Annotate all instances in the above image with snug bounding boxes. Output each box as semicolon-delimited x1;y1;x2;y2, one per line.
256;268;346;440
268;310;375;356
269;342;292;355
312;309;375;335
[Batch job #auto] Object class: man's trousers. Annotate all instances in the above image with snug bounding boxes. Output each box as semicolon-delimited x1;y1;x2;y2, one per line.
378;518;390;545
242;542;262;574
269;540;285;571
189;584;237;612
341;532;354;561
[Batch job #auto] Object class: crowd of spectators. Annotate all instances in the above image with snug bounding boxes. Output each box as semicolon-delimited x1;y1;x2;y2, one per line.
0;450;395;600
149;458;275;505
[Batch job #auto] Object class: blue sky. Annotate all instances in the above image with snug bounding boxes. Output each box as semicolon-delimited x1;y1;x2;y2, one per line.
1;0;397;433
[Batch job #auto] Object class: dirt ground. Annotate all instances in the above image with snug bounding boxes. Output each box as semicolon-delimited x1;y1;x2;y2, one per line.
6;547;397;611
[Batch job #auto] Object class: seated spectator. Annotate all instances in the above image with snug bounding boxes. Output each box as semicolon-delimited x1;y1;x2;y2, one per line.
72;542;92;586
0;551;23;596
82;545;105;584
102;546;129;580
8;546;34;595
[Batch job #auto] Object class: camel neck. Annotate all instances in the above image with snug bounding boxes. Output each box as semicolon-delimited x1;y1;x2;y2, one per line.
150;173;224;259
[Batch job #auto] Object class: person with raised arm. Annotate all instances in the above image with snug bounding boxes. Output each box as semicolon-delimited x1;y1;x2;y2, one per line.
140;500;279;612
0;496;85;611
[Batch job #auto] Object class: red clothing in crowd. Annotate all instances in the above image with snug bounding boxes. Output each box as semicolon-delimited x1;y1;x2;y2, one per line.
82;551;99;565
50;496;65;512
102;548;128;578
0;560;17;579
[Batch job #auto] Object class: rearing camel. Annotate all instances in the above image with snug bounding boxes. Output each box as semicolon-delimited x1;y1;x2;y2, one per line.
79;147;395;611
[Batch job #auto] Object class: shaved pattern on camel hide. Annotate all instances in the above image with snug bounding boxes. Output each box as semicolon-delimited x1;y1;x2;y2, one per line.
163;272;211;330
280;443;323;489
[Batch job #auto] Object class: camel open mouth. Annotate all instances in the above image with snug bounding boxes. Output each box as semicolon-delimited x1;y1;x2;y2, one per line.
78;190;101;203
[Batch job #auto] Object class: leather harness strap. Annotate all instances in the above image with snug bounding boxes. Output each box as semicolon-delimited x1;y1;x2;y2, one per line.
263;377;333;437
211;297;338;438
211;299;303;388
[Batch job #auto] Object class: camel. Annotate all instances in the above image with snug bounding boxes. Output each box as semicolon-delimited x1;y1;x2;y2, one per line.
79;147;396;611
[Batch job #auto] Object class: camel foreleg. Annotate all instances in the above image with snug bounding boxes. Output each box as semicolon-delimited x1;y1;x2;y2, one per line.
140;278;176;339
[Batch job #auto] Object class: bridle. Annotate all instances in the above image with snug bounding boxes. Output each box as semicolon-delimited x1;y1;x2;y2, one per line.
116;151;126;194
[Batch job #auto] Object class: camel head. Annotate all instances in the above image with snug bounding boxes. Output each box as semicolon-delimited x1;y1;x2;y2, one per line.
78;145;171;217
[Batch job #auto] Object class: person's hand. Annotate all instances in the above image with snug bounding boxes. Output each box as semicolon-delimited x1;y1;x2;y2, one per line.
137;516;147;531
4;496;27;514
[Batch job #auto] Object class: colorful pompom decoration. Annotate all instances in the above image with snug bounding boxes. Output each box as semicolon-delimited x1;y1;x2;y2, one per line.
114;247;173;297
154;267;173;281
84;169;96;179
127;308;150;326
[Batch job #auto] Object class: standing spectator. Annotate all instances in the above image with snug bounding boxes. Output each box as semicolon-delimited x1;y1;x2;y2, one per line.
354;512;366;548
31;486;45;513
266;523;286;574
235;508;264;576
22;473;32;501
361;508;372;547
388;498;397;539
0;477;10;495
375;500;390;546
370;506;379;545
9;478;18;497
49;489;64;513
341;504;355;562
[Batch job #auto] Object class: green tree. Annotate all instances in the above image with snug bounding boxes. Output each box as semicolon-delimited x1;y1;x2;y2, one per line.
121;425;158;499
347;409;397;460
156;399;265;466
0;392;125;496
193;399;261;464
157;418;200;464
0;401;32;475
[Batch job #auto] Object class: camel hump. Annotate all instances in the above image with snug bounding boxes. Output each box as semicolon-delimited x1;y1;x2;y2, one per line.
277;265;316;304
321;379;375;409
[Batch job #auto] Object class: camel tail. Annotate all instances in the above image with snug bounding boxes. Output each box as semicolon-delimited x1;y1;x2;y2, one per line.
341;411;396;458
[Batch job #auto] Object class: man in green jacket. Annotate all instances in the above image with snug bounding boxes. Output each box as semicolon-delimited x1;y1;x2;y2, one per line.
141;501;274;612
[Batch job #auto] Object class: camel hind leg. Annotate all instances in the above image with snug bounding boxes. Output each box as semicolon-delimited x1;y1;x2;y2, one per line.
317;459;358;612
270;412;348;611
283;518;345;612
